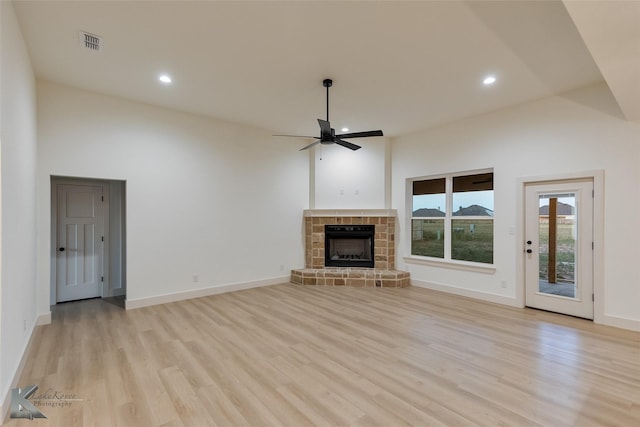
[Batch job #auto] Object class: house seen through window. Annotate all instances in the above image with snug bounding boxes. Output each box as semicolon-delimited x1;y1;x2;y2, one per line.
411;171;494;264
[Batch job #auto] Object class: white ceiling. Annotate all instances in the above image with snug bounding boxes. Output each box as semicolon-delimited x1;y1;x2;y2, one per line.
12;1;638;138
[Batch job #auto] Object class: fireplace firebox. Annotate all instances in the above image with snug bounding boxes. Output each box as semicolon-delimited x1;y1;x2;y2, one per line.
325;225;375;268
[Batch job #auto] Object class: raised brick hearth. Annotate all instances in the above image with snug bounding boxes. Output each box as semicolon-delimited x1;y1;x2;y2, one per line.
291;268;410;288
291;209;410;288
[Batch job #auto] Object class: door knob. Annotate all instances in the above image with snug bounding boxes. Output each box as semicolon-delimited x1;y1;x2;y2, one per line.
526;249;533;254
526;240;532;245
59;247;65;252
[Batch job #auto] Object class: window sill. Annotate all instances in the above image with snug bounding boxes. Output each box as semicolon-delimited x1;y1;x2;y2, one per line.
403;256;496;274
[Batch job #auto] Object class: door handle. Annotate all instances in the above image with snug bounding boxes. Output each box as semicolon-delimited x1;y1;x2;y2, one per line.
526;249;533;254
526;240;532;245
59;247;65;252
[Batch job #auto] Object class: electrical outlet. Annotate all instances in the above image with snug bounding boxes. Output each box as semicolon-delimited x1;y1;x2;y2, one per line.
193;274;199;283
501;280;507;288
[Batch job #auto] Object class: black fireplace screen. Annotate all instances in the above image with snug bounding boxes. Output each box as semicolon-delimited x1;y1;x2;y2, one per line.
325;225;375;268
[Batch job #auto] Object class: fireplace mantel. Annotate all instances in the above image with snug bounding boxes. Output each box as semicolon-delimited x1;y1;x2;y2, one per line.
304;209;397;218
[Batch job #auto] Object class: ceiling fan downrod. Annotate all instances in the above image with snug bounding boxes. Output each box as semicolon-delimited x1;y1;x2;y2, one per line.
323;78;332;122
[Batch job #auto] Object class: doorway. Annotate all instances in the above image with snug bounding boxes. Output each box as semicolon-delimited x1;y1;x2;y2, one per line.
51;177;126;304
524;179;594;319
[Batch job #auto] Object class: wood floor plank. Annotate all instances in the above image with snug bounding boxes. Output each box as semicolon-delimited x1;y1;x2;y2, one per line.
221;357;316;427
81;379;117;427
115;401;152;427
157;366;215;426
196;383;250;427
4;284;640;426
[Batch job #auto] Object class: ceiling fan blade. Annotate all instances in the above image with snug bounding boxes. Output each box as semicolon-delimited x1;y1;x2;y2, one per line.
336;130;384;139
273;134;317;139
299;140;321;151
334;139;361;151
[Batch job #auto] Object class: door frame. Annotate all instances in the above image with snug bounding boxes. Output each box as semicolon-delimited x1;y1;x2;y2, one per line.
516;170;604;323
51;177;110;304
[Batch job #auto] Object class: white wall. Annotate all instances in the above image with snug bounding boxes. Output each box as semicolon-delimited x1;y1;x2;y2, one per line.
312;138;390;209
0;0;39;414
392;83;640;330
36;81;308;309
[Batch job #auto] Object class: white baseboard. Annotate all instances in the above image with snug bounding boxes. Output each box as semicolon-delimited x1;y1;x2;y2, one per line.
411;278;520;307
37;311;51;326
125;275;290;310
0;319;40;425
600;313;640;332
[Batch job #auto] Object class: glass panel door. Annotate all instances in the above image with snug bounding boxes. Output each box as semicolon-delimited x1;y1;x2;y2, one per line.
525;179;593;319
538;193;576;298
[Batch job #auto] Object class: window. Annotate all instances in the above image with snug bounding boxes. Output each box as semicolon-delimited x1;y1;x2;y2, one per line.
411;178;446;258
411;171;493;264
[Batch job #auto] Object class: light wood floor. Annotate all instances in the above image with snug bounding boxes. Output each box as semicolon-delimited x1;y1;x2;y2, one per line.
6;284;640;426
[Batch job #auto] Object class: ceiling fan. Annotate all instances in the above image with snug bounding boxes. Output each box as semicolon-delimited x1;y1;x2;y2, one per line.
274;79;384;151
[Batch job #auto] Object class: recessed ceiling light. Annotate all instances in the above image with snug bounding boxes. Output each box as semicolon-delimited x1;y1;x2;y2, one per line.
341;127;349;132
158;74;172;84
483;75;497;85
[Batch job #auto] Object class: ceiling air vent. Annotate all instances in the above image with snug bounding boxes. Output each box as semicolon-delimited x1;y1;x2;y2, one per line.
80;31;102;51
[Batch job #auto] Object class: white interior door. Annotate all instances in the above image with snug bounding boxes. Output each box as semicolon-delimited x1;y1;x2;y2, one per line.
525;179;594;319
56;184;104;302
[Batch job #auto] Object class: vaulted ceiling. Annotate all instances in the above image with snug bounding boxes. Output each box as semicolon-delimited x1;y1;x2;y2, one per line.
13;1;640;139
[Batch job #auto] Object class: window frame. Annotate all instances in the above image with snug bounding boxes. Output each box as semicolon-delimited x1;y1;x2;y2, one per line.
406;169;496;272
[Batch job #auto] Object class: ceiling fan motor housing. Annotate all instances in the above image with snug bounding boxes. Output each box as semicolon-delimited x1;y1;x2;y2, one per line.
321;127;335;143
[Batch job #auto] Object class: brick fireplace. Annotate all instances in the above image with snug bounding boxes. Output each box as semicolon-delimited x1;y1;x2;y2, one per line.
304;211;396;269
290;209;410;287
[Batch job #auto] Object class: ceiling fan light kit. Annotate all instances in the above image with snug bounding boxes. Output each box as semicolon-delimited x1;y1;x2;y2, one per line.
275;79;384;151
